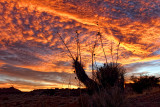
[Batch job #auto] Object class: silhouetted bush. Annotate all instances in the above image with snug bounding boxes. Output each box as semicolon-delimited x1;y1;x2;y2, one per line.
130;75;159;93
96;63;125;90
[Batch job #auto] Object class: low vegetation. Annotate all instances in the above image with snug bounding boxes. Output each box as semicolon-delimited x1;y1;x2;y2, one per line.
130;75;159;94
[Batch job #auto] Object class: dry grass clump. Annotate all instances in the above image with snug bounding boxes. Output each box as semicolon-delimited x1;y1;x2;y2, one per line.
80;86;125;107
90;87;125;107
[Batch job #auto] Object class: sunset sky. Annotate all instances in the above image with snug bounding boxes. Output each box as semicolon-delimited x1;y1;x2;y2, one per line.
0;0;160;92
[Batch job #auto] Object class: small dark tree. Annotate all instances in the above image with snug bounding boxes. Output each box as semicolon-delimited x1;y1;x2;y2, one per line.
130;75;159;94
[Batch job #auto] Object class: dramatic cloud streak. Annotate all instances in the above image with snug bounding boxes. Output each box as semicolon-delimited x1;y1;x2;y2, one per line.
0;0;160;91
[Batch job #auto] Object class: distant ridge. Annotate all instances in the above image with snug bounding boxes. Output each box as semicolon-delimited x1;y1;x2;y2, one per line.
0;87;22;94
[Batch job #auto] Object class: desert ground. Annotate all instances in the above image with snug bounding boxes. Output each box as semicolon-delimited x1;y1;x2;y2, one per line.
0;87;159;107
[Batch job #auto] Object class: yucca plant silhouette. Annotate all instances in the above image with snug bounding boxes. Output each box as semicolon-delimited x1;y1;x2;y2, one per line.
57;31;125;93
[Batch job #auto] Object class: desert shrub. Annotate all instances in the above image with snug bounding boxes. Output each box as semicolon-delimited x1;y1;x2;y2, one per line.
130;75;159;93
96;62;125;90
86;63;125;107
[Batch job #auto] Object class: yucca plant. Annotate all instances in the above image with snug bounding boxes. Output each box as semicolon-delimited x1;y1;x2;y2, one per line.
58;30;126;107
57;31;125;92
